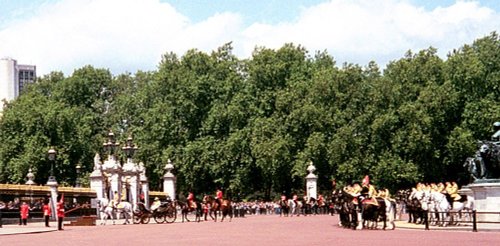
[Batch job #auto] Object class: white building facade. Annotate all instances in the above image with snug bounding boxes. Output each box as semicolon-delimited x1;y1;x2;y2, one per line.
0;57;36;111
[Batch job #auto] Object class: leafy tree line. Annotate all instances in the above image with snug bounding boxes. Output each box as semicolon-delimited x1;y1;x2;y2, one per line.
0;33;498;200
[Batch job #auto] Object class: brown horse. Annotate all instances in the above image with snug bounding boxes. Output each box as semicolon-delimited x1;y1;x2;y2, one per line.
177;200;202;223
203;195;232;222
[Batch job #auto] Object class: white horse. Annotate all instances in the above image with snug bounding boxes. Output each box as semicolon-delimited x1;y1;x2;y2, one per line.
97;198;115;225
427;191;450;227
97;198;134;225
115;201;134;224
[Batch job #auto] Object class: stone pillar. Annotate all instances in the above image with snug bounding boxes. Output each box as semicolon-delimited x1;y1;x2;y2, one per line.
142;181;150;208
306;161;318;199
46;180;58;220
121;157;140;205
103;155;122;199
90;153;104;200
139;162;150;207
129;176;138;205
163;159;176;200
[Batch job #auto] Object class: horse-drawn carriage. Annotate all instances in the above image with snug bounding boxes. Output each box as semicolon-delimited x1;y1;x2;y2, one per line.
133;201;177;224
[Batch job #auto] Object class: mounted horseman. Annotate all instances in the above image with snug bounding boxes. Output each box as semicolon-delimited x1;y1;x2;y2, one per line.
357;175;395;230
187;191;197;210
216;188;223;211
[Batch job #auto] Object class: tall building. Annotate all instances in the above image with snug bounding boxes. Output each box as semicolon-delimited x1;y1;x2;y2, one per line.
0;57;36;111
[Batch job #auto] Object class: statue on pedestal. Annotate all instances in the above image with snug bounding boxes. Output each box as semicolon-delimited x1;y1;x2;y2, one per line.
464;122;500;181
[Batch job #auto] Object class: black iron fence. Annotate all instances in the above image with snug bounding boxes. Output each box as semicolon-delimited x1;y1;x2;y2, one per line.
422;210;500;232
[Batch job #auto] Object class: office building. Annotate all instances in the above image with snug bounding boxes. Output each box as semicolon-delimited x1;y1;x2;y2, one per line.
0;57;36;111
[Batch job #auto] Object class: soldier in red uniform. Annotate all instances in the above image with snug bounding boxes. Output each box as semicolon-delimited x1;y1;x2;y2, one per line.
318;194;324;207
187;191;196;209
42;199;51;227
216;188;223;209
19;202;30;225
57;194;65;230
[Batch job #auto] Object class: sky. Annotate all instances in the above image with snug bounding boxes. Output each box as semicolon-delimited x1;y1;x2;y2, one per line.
0;0;499;76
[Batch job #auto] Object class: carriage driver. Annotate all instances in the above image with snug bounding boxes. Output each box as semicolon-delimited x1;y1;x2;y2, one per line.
151;197;161;211
216;188;223;209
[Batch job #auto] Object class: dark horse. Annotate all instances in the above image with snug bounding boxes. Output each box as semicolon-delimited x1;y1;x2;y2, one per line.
177;200;202;223
405;190;424;224
279;199;289;217
332;189;359;229
203;195;232;222
360;197;387;230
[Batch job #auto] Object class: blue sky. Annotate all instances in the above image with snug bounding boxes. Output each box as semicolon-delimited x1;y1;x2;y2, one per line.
0;0;499;75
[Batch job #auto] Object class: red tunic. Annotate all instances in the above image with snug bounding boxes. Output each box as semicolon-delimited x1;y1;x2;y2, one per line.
43;204;51;216
216;190;223;200
57;202;65;218
20;204;30;219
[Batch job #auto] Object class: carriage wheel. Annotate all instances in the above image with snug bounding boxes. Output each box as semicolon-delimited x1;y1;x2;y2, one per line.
165;206;177;223
154;213;166;224
133;213;142;224
141;215;151;224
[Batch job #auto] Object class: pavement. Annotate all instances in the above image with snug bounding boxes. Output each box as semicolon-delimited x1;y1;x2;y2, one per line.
0;222;58;235
1;216;498;236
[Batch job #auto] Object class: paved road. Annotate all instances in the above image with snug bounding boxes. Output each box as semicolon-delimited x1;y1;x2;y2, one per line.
1;215;499;246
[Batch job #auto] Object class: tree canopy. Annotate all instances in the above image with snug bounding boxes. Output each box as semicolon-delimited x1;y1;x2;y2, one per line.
0;33;499;200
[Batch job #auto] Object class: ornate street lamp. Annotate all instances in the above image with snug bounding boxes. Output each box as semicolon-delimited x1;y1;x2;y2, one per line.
122;135;138;158
103;130;120;156
47;147;57;183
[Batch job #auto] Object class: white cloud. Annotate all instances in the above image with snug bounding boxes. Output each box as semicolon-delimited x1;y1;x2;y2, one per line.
0;0;498;75
239;0;499;66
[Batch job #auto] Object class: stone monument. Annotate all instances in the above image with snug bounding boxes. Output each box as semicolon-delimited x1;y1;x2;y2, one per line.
462;122;500;225
306;161;318;199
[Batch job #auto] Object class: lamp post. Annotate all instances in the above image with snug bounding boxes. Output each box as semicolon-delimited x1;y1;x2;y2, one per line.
76;163;81;188
103;130;120;158
47;148;57;184
122;135;138;159
46;147;59;220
